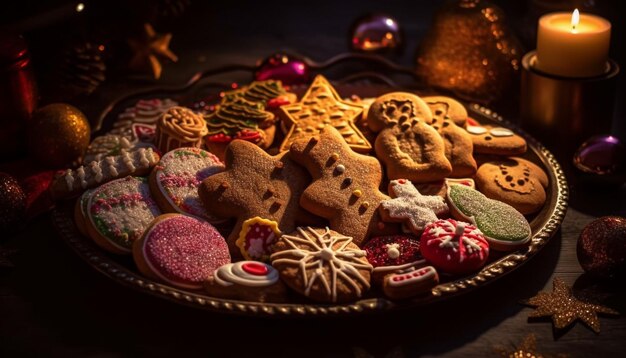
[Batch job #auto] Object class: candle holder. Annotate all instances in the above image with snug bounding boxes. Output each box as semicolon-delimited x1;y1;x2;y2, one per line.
520;50;619;159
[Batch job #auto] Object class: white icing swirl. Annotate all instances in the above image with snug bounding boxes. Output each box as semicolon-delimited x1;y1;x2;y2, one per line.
90;161;103;183
213;261;278;287
76;167;87;188
64;169;74;191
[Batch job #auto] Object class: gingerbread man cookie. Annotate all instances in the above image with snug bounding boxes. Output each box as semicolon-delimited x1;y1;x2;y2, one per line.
289;126;398;246
198;140;312;256
475;157;549;215
423;96;477;177
380;179;449;234
465;118;527;156
367;92;452;182
279;75;371;153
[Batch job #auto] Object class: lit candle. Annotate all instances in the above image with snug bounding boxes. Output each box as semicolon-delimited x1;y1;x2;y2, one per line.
536;9;611;78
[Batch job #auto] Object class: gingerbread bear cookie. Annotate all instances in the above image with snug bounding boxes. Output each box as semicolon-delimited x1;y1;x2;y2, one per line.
289;126;398;246
367;92;452;182
270;226;372;303
475;157;549;215
204;261;287;302
447;184;531;251
279;75;371;153
198;140;312;257
423;96;468;127
465;118;527;156
380;179;449;235
423;96;477;177
149;147;224;222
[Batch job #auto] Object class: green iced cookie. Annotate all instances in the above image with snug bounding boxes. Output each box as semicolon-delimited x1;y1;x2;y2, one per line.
447;184;531;251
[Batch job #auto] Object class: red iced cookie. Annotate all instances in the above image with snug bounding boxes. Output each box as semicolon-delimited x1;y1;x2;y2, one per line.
133;214;231;289
364;235;425;284
420;219;489;275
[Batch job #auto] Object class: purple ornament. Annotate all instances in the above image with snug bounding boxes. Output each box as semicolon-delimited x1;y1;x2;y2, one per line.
573;135;625;175
255;53;310;86
350;13;403;52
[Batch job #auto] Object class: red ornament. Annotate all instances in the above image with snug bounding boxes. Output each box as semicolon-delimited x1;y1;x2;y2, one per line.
577;216;626;279
255;53;310;86
0;172;27;233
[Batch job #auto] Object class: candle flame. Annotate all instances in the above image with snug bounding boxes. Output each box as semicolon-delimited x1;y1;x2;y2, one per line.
571;9;580;32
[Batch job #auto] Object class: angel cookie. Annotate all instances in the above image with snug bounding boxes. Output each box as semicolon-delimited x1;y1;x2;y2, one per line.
279;75;371;153
198;140;312;256
367;92;452;182
289;126;397;246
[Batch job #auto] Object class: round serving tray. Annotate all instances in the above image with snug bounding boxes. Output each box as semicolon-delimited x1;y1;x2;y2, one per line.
51;77;568;317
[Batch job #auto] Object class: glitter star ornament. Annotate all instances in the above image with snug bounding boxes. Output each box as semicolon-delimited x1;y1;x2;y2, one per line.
128;23;178;79
523;277;619;333
495;334;566;358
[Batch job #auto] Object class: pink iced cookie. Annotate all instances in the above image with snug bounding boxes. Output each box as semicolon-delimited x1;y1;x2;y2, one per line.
150;147;224;222
133;214;231;289
420;219;489;275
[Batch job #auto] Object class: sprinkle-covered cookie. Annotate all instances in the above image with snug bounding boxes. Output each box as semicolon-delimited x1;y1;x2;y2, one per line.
289;126;398;246
270;227;373;303
380;179;449;234
198;140;312;257
475;157;549;215
235;217;281;262
133;213;231;289
279;75;370;153
363;235;425;284
447;184;531;251
420;219;489;275
204;261;287;302
85;177;162;254
150;147;224;222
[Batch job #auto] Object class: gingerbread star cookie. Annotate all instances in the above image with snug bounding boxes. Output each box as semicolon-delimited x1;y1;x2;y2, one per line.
423;96;477;177
289;126;398;246
367;92;452;182
279;75;371;153
198;140;312;256
380;179;449;234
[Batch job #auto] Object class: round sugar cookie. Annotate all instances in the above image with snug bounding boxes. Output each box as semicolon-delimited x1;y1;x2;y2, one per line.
133;214;231;289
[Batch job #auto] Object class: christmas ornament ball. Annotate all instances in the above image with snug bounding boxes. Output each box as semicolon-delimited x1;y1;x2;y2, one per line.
0;172;27;233
577;216;626;279
27;103;90;168
255;53;310;86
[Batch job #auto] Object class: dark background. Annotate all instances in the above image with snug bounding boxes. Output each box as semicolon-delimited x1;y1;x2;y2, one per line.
1;1;626;357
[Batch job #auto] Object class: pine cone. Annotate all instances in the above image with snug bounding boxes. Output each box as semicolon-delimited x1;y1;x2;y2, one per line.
60;42;107;96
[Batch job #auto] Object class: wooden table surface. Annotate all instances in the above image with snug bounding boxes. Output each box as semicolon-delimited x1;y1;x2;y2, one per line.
2;1;626;356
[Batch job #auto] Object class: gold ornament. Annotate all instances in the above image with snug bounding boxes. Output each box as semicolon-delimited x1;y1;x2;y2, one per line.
128;23;178;79
495;334;567;358
415;0;523;104
27;103;90;168
523;277;619;333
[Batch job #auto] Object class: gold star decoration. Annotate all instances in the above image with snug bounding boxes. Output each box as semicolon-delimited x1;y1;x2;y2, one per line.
523;277;619;333
128;23;178;79
495;334;567;358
